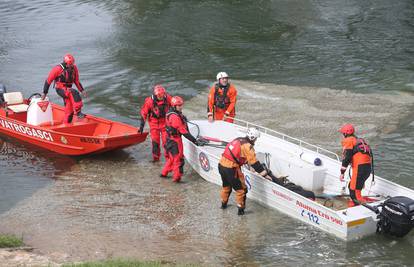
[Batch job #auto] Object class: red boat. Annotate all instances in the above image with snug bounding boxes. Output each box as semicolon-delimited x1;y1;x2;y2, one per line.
0;90;147;156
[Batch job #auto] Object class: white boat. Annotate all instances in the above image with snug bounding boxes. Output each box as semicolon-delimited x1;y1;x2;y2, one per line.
183;118;414;241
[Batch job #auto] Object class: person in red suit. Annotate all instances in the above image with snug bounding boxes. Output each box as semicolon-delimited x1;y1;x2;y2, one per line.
161;96;201;182
139;84;172;162
42;54;87;123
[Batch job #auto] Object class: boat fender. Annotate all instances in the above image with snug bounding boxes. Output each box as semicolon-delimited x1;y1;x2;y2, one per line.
300;152;322;166
0;83;6;104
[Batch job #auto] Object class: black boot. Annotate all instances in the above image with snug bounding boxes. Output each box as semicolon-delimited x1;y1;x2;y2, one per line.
77;112;86;119
221;202;227;209
238;207;245;215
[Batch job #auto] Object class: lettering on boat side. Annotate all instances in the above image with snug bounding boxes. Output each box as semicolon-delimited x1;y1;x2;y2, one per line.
296;200;343;226
198;152;210;172
80;137;100;144
272;188;294;201
301;209;320;225
0;118;54;142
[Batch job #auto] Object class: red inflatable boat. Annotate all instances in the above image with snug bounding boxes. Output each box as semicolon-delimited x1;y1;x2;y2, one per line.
0;91;147;156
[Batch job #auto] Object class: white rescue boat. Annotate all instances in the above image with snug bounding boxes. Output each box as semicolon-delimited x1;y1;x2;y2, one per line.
183;118;414;241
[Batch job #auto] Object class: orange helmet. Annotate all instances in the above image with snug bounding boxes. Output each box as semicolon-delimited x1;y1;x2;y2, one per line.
153;85;166;98
339;124;355;135
63;53;75;65
171;96;184;106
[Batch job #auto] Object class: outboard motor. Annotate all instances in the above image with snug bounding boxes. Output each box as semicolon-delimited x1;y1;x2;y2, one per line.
0;83;6;105
377;196;414;237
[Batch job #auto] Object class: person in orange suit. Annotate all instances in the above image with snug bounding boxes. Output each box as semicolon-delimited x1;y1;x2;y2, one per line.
218;128;271;215
139;85;172;162
161;96;201;182
339;124;373;206
207;72;237;123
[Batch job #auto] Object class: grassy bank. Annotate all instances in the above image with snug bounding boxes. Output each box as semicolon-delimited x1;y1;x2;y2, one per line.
0;234;23;248
63;259;199;267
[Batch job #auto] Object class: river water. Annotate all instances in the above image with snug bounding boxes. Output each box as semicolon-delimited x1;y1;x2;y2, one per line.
0;0;414;266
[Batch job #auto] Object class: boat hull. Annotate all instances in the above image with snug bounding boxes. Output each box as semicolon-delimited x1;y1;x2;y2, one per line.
0;104;147;156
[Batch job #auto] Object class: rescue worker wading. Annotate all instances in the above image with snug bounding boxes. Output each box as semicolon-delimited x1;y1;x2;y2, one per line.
207;72;237;123
139;85;172;162
42;54;87;123
218;128;270;215
161;96;202;182
339;124;373;206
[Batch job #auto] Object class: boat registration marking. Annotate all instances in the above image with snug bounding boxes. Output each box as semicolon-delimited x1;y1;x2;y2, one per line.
0;118;54;142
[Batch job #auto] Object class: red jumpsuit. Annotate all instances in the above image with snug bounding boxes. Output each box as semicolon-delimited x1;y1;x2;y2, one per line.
43;63;84;123
140;94;172;161
161;109;194;182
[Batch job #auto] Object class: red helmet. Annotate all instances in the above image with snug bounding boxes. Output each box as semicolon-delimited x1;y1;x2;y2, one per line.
153;84;166;98
339;124;355;135
171;96;184;106
63;54;75;65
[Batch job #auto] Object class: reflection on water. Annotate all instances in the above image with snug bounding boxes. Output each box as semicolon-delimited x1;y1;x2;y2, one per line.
0;136;76;214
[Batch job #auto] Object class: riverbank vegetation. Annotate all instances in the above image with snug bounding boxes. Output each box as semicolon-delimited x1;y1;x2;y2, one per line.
0;234;23;248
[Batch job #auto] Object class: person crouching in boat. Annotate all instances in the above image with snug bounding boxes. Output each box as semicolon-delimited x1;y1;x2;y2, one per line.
207;72;237;123
218;127;270;215
138;85;172;162
339;124;373;206
161;96;202;182
41;54;87;123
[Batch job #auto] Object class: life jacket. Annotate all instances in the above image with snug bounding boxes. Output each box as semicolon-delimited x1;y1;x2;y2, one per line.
165;109;187;137
214;83;230;110
150;95;168;119
55;63;75;88
350;136;375;182
222;137;250;166
353;138;372;156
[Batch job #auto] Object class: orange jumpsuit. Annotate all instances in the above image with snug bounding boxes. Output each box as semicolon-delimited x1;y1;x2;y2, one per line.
207;83;237;122
218;137;260;209
341;135;372;205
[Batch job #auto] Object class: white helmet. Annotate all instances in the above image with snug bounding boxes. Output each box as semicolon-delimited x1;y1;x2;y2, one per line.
246;127;260;141
216;72;229;81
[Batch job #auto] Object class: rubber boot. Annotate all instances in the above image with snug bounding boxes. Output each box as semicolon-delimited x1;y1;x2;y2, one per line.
221;202;227;209
238;207;245;216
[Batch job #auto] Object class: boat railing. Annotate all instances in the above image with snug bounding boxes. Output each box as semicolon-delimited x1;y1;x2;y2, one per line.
232;118;340;161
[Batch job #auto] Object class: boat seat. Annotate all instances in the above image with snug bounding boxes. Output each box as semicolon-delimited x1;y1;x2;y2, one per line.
3;92;29;113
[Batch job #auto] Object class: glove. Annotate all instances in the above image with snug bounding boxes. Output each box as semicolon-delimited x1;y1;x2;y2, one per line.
138;118;145;133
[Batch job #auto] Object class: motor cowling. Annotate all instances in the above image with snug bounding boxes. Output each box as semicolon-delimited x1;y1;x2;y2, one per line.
377;196;414;237
0;83;6;105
